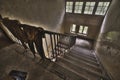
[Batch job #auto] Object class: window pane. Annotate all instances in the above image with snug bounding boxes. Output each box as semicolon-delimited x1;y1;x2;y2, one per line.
74;2;83;13
79;25;83;33
66;2;73;13
70;24;76;33
83;26;88;34
95;2;110;15
84;2;95;14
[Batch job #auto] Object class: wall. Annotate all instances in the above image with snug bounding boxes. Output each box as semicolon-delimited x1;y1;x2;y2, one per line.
0;0;65;32
63;13;104;40
96;0;120;79
0;0;65;58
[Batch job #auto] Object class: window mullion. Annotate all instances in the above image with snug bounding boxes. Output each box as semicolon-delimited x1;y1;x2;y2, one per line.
93;1;99;15
82;2;86;14
82;26;84;34
72;1;75;13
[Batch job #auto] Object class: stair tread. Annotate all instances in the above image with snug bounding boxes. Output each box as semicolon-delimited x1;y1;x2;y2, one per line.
57;57;106;80
47;62;88;80
67;53;99;66
64;55;103;73
71;46;95;57
70;50;97;61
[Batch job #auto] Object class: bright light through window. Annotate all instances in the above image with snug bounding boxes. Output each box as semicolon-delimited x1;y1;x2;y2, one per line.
66;2;73;13
79;25;88;35
74;2;83;13
79;26;83;33
70;24;76;33
84;2;95;14
95;2;110;15
83;26;88;34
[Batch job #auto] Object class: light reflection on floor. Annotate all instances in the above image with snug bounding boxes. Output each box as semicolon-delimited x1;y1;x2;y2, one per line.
75;38;91;49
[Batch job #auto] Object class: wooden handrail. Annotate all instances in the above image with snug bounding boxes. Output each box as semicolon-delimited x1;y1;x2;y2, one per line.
0;16;76;61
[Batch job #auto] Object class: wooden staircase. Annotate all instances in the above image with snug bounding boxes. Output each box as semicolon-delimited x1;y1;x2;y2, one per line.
40;45;111;80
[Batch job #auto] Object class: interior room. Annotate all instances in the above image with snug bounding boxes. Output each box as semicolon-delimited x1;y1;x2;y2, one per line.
0;0;120;80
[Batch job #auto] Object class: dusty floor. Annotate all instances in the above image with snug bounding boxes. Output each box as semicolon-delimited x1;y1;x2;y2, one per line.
0;38;119;80
0;44;62;80
0;39;112;80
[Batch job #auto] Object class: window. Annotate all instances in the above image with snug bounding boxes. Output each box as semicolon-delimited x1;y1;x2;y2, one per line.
83;26;88;34
79;25;88;35
95;2;110;15
79;25;83;33
70;24;76;33
84;2;95;14
74;2;83;13
66;1;73;13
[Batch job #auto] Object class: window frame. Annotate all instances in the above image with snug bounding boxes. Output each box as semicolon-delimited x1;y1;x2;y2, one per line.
95;2;110;15
74;2;84;14
70;24;76;33
65;0;111;16
78;25;88;35
66;1;74;13
84;2;96;14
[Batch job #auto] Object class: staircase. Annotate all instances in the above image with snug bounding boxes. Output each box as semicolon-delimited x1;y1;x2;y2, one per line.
40;45;111;80
0;42;111;80
0;17;111;80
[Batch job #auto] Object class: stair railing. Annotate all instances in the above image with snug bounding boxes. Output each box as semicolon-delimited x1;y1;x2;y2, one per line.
0;17;76;61
44;30;76;61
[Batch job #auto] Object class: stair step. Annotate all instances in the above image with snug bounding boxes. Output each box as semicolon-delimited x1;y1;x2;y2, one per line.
71;46;95;57
64;54;101;69
47;62;88;80
67;53;99;67
70;50;97;61
64;55;103;73
57;58;107;80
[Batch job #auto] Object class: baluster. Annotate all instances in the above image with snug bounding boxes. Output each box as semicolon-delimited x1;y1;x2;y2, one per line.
57;34;59;55
44;34;49;57
50;34;55;58
54;34;57;58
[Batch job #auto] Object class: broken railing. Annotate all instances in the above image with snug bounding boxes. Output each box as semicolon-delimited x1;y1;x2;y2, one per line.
0;18;76;61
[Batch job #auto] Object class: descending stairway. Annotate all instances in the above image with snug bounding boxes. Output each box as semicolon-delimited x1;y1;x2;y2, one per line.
0;43;111;80
41;45;111;80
